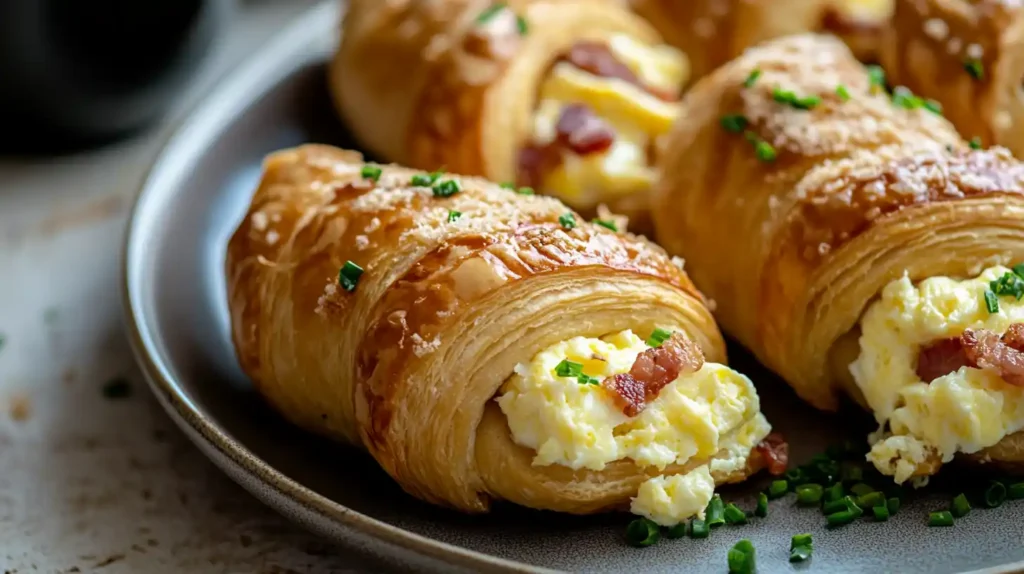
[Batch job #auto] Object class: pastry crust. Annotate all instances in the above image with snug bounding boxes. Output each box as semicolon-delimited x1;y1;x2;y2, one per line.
653;34;1024;470
880;0;1024;155
226;144;766;514
821;0;893;63
331;0;665;226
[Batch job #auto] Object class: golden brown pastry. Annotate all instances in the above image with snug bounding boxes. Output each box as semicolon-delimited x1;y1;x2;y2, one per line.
654;34;1024;484
880;0;1024;155
226;144;782;522
821;0;893;62
330;0;690;234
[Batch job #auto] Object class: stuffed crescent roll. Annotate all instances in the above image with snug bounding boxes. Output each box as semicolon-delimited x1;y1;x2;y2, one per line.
331;0;689;233
880;0;1024;156
654;34;1024;484
822;0;893;62
225;145;783;523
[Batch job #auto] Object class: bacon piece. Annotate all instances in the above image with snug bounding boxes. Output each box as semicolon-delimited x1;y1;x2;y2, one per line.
562;42;678;101
516;144;560;189
555;104;615;155
915;337;971;382
603;333;704;416
962;327;1024;387
755;432;789;476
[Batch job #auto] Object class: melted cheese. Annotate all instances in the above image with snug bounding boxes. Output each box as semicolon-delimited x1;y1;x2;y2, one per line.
851;266;1024;483
496;329;769;524
528;34;686;208
832;0;893;21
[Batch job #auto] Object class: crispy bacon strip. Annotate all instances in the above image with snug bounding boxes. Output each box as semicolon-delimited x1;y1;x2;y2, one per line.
555;104;615;155
603;333;704;417
755;432;789;476
914;324;1024;386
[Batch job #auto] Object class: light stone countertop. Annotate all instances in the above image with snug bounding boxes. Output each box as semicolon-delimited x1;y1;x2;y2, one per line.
0;2;383;572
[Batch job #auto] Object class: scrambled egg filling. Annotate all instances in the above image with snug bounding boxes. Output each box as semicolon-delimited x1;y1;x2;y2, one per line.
851;266;1024;483
529;35;687;208
496;330;769;525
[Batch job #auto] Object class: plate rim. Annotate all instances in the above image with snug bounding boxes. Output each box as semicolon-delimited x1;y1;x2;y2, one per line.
120;1;551;571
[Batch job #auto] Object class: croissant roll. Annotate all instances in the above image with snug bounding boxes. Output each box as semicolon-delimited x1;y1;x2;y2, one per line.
880;0;1024;155
226;144;779;522
654;34;1024;484
331;0;691;234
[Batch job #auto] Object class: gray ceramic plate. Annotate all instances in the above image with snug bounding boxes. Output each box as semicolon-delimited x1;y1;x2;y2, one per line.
122;2;1024;572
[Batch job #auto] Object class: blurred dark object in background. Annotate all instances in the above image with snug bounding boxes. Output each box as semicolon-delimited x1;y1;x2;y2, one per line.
0;0;233;154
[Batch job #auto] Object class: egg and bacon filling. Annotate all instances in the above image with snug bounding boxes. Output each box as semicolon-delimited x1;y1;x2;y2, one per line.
496;329;779;526
851;266;1024;484
516;35;688;210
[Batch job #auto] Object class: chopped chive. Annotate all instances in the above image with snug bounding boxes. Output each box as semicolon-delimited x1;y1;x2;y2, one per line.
516;186;534;195
928;511;954;527
666;523;687;539
706;495;726;528
790;545;812;563
768;480;789;499
499;181;515;189
755;492;768;518
836;84;851;102
984;481;1007;508
558;212;577;230
1008;482;1024;500
785;467;805;485
887;497;900;515
516;15;528;35
984;289;1000;313
625;518;660;547
849;483;875;497
990;271;1024;299
822;496;855;515
825;482;844;504
856;491;885;509
826;509;858;528
727;540;756;574
964;59;984;80
720;114;749;133
772;87;821;110
646;328;673;348
867;65;886;90
791;533;813;550
848;499;864;518
432;179;461;198
689;518;709;538
411;173;438;186
796;484;824;506
872;505;890;522
1012;263;1024;278
577;375;600;386
969;137;983;150
476;3;506;24
360;164;382;181
951;493;971;518
554;359;583;378
924;99;943;115
594;219;618;232
892;86;922;109
447;210;462;223
338;261;364;292
754;140;777;162
724;503;748;525
743;69;762;88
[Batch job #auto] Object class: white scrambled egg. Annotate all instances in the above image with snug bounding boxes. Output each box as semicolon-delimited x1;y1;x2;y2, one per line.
496;329;769;526
851;266;1024;483
528;35;687;208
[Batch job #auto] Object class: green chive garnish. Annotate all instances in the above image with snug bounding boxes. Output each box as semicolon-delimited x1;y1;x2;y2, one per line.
968;137;983;150
836;84;851;102
856;491;885;510
872;505;890;522
768;480;789;499
822;496;854;515
594;219;618;232
1012;263;1024;278
516;15;528;35
447;210;462;223
476;3;506;24
796;484;824;506
791;533;812;549
772;87;821;110
825;482;844;504
411;173;439;186
646;328;673;348
755;492;768;518
951;493;971;518
892;86;922;109
666;522;687;539
516;186;534;195
964;59;984;80
432;179;461;198
625;518;660;547
984;480;1007;508
928;511;954;527
558;212;577;229
720;114;749;133
849;483;874;497
724;503;748;525
867;65;886;91
338;261;364;292
991;271;1024;298
727;540;756;574
554;359;583;378
790;544;813;563
1006;482;1024;500
887;497;901;515
743;69;762;88
361;165;382;181
826;509;858;528
754;140;777;162
985;289;1000;314
499;181;515;189
924;99;943;115
706;495;726;528
689;518;709;538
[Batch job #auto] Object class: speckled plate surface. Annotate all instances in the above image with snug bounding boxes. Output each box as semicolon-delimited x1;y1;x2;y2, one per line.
122;2;1024;572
